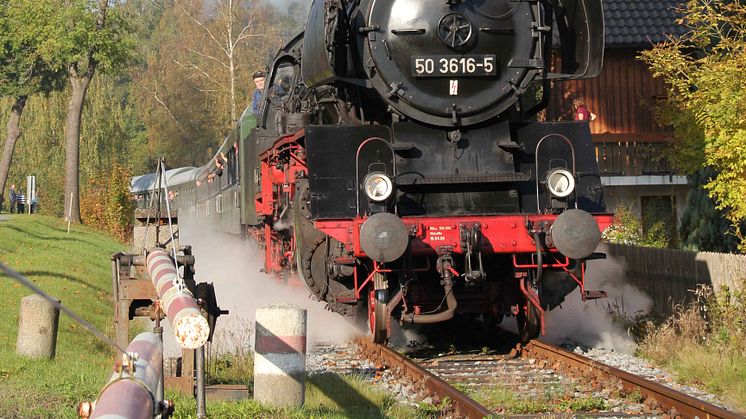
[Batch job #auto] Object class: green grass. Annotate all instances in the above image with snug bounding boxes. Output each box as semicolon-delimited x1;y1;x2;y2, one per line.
169;374;424;419
642;342;746;409
463;384;607;415
637;288;746;411
0;215;125;418
0;215;423;418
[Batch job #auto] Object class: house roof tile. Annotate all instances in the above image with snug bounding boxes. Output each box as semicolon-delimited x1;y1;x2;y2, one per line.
604;0;688;47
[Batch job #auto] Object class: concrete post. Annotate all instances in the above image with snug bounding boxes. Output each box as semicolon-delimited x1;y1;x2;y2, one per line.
253;304;307;408
16;294;60;360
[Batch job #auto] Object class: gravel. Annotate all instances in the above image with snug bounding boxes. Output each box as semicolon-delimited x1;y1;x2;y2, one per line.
559;341;733;409
306;341;427;407
307;339;739;416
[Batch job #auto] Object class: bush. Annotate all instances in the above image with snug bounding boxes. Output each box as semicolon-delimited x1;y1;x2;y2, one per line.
638;279;746;408
602;204;670;248
80;162;134;242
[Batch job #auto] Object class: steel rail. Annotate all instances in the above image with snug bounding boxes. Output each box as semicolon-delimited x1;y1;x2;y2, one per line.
525;340;744;419
354;337;492;419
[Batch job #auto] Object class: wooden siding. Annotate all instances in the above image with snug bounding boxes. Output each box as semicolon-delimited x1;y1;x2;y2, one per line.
547;49;671;137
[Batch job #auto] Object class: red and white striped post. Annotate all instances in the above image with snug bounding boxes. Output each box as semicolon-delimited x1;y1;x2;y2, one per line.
254;304;307;407
146;248;210;349
89;332;163;419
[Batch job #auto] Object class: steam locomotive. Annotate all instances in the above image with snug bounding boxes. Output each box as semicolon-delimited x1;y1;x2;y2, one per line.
133;0;612;343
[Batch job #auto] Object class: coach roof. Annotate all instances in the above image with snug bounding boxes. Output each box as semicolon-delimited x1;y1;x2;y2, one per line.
130;167;198;194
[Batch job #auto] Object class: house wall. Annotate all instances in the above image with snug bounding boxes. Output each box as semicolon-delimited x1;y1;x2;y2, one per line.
548;49;671;137
546;47;691;233
603;184;690;224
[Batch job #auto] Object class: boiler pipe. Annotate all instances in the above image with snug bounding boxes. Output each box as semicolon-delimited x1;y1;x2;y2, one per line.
88;332;165;419
146;248;210;349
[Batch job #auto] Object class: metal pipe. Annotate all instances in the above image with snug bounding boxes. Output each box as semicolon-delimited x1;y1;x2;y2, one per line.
402;277;457;324
153;304;164;407
91;332;163;419
120;253;195;267
146;248;210;349
196;345;207;418
533;232;544;284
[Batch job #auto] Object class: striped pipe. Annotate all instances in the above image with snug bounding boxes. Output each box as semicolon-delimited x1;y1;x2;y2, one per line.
146;248;210;349
91;332;162;419
254;304;307;408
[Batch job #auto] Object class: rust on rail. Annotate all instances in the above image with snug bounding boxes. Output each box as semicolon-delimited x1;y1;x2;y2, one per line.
354;337;492;419
524;340;743;419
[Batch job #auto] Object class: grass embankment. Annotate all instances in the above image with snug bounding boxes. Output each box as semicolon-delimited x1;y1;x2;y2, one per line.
0;215;122;418
0;215;421;418
638;284;746;411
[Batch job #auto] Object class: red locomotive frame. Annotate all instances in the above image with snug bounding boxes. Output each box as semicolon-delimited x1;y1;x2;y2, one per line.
251;130;614;341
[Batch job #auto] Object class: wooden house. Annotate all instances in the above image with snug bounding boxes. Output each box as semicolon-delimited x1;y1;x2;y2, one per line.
547;0;689;235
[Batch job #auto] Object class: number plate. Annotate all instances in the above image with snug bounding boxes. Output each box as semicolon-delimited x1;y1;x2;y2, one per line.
412;55;496;77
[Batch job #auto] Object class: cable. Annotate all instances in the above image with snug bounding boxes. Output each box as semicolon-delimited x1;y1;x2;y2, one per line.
0;262;132;361
158;162;181;284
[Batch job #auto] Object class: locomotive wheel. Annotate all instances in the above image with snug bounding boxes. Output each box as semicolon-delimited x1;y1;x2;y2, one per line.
294;179;328;299
368;272;388;343
517;302;541;343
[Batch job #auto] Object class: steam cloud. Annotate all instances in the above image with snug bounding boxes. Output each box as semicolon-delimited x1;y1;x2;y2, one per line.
159;215;358;356
541;252;652;353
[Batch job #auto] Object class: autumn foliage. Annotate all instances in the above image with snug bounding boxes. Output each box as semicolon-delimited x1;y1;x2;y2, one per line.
80;162;134;242
640;0;746;251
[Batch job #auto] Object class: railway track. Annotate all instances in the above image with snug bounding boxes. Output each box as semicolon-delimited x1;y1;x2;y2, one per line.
352;337;744;418
522;340;743;419
354;337;492;418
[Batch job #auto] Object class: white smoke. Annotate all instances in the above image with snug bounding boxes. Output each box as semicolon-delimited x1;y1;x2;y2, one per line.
540;253;652;353
161;215;358;356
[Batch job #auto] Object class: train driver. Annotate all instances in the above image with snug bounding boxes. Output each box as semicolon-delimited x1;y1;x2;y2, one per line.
251;71;266;117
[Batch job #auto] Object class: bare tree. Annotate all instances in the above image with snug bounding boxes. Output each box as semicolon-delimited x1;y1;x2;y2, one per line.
175;0;274;124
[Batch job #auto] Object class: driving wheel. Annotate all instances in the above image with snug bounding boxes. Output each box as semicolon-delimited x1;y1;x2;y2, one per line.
368;272;388;343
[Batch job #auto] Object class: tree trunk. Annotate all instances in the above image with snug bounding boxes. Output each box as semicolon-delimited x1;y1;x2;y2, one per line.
64;72;93;223
0;95;28;212
63;0;107;223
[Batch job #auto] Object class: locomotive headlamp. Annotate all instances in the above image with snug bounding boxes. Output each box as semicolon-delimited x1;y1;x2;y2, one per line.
363;172;394;202
546;169;575;198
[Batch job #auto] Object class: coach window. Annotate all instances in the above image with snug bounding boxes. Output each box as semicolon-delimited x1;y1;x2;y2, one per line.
233;141;239;183
227;147;236;185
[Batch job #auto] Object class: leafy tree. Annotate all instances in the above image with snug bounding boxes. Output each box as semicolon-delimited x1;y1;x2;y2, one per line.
132;0;303;167
0;1;66;211
10;0;135;222
679;169;739;252
1;74;141;219
639;0;746;251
